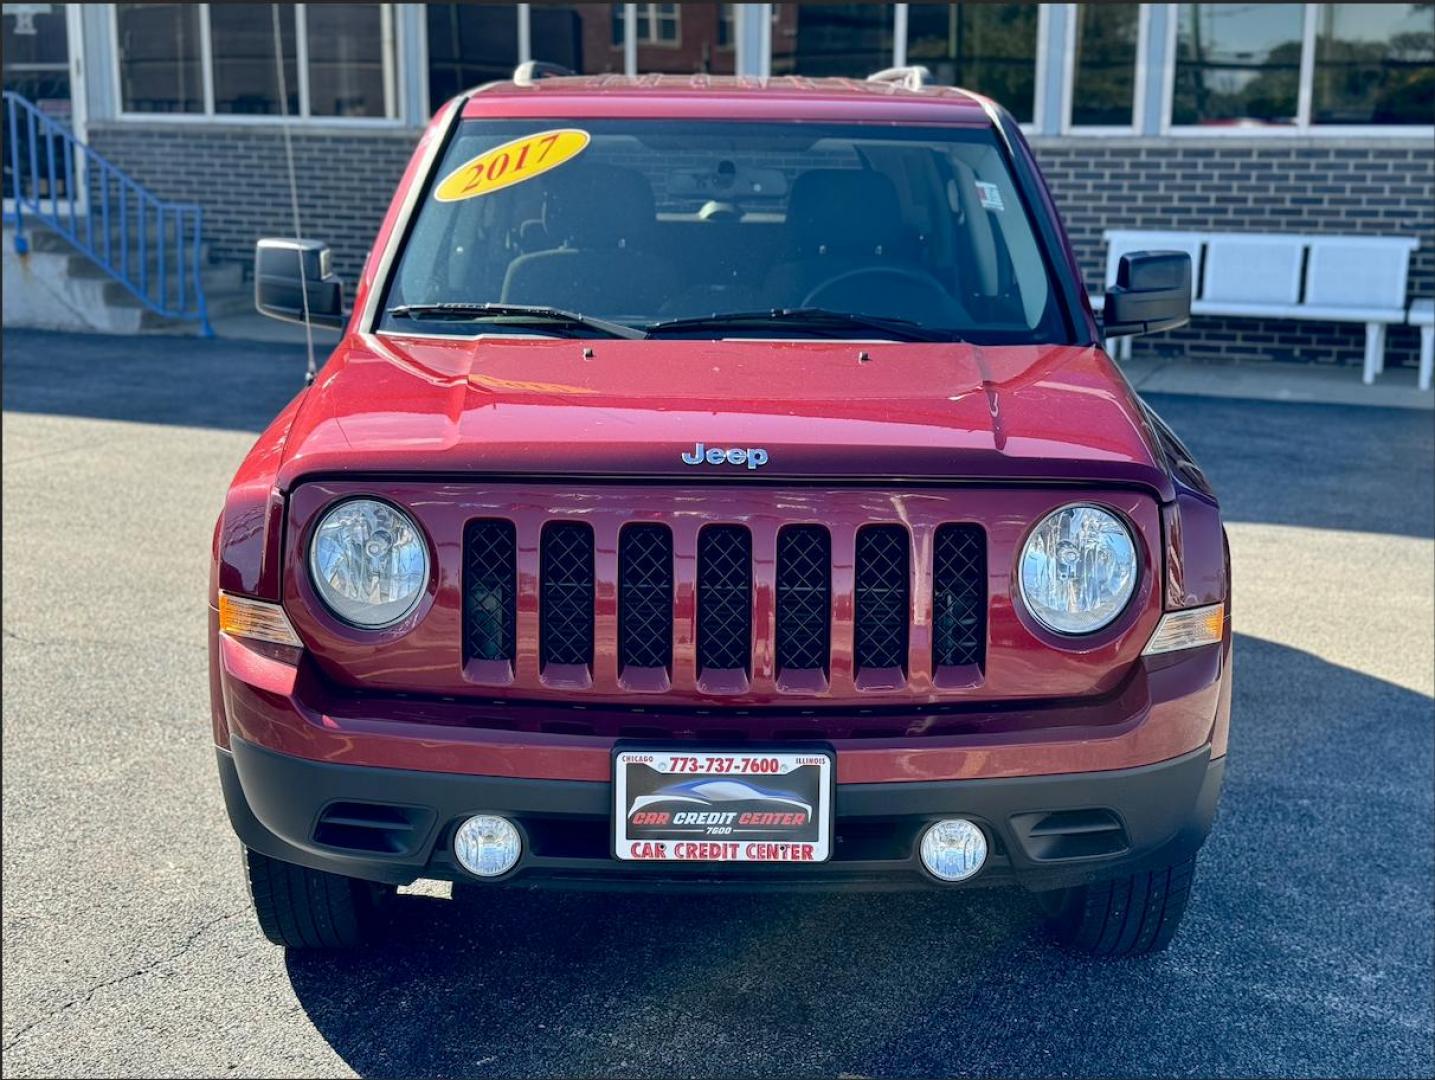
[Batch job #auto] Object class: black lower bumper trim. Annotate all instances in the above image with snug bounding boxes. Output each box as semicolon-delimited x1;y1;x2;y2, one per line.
219;737;1223;893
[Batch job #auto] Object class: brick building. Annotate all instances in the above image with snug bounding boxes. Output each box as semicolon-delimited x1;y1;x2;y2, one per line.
4;3;1432;370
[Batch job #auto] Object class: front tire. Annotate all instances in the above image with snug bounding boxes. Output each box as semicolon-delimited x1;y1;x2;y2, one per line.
243;846;389;949
1039;858;1195;957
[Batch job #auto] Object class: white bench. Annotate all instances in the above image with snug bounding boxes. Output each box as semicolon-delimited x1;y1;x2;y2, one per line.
1409;298;1433;392
1093;230;1422;387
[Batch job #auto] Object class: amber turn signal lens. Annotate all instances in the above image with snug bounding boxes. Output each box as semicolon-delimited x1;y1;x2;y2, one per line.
218;592;303;648
1142;603;1225;655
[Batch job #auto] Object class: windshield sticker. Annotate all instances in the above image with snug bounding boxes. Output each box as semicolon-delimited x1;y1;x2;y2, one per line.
975;181;1005;212
434;128;591;202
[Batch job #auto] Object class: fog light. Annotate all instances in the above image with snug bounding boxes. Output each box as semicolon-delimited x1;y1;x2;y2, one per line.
920;818;988;882
453;815;521;878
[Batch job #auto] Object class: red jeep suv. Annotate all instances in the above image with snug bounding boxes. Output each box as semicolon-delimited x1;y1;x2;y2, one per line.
212;69;1229;957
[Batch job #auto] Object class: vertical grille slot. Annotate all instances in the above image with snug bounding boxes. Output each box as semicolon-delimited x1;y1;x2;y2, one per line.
776;526;831;675
619;524;673;672
697;525;752;673
933;524;986;671
540;522;594;669
463;519;516;663
854;525;910;676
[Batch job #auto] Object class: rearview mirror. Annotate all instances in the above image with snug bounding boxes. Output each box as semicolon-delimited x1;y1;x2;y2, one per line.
1102;251;1191;339
255;238;345;329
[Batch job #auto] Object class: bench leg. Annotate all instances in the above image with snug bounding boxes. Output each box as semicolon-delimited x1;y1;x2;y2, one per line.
1362;322;1387;385
1420;325;1433;392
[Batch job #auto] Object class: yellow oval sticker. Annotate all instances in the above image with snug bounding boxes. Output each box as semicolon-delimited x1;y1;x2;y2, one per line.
433;128;591;203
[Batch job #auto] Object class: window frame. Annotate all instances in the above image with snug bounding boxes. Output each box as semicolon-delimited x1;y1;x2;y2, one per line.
632;3;681;46
1160;1;1435;137
108;2;402;126
1060;3;1151;135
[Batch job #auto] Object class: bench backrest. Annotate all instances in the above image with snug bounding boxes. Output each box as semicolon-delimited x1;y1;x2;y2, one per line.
1101;230;1420;312
1304;236;1419;313
1201;235;1306;306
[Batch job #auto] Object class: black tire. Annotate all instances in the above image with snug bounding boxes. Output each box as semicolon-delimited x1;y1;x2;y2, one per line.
1039;857;1195;958
243;846;388;949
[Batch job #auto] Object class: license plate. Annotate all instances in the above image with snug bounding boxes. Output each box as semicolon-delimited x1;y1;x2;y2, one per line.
613;749;834;863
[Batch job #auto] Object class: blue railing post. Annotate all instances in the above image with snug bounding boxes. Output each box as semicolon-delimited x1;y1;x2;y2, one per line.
5;94;26;252
2;90;212;331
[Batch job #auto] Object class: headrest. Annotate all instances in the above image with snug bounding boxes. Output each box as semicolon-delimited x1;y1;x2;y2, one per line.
786;169;904;257
542;162;655;249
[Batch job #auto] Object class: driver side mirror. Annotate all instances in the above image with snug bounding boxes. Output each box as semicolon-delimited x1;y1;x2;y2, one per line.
1101;251;1191;338
255;238;345;329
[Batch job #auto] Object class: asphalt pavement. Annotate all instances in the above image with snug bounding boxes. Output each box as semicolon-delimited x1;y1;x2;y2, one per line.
3;329;1432;1078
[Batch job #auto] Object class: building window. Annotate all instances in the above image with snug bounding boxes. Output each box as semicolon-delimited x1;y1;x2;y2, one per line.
114;3;397;120
1069;3;1142;128
210;3;298;116
771;4;894;78
906;4;1041;124
1312;4;1435;125
635;4;735;74
114;3;204;114
633;3;680;45
427;3;518;108
718;4;735;49
531;4;624;74
1171;3;1432;129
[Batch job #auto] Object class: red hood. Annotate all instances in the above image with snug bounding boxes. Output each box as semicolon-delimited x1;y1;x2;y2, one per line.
276;334;1172;497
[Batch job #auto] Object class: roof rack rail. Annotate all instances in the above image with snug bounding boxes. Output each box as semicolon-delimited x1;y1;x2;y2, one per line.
513;60;575;87
866;65;934;91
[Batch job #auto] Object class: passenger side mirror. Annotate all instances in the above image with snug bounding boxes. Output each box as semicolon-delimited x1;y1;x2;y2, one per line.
255;238;345;329
1102;251;1191;338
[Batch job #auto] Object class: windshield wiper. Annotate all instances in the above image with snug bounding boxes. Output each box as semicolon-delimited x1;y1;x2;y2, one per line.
643;308;959;343
385;302;645;339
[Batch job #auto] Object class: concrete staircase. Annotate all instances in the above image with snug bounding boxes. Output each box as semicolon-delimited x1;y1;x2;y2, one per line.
3;217;251;335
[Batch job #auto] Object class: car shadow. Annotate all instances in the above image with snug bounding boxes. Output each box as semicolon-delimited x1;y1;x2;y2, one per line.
283;634;1433;1079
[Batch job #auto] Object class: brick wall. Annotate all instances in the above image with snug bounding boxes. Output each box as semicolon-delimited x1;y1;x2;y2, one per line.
88;123;1434;372
1032;137;1435;372
87;122;419;283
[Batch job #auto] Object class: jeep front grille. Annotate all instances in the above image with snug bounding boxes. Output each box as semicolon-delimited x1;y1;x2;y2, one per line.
539;521;594;669
933;524;986;671
456;494;989;700
696;525;752;673
462;519;516;664
853;525;910;676
618;524;673;672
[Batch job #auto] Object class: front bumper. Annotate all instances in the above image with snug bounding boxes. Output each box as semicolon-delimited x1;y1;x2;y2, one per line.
220;736;1224;893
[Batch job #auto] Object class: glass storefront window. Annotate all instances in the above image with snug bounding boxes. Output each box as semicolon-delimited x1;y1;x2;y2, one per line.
529;4;624;75
771;4;894;79
1312;3;1435;125
426;3;518;108
211;3;298;116
1070;3;1141;128
905;4;1039;124
1172;3;1303;126
115;2;204;114
306;4;390;118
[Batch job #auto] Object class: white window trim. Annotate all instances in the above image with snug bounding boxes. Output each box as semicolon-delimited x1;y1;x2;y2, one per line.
890;3;1046;134
108;2;404;126
1060;3;1150;136
632;2;681;47
1159;2;1435;139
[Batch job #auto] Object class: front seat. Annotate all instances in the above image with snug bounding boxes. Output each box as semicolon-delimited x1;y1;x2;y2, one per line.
502;162;672;317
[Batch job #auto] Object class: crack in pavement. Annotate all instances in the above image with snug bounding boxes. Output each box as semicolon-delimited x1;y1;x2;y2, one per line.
1;910;249;1054
2;627;204;654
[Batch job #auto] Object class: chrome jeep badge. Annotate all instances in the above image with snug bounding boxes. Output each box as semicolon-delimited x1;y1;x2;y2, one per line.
681;442;769;470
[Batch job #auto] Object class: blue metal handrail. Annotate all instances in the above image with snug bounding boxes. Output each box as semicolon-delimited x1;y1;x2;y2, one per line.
3;91;212;335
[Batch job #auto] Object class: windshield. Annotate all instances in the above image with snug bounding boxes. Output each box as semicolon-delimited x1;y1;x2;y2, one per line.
381;119;1069;343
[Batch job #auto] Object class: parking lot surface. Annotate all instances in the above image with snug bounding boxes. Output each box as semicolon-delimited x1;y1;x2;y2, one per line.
3;329;1432;1078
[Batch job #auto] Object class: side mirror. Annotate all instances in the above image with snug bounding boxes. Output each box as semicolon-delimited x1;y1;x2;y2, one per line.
255;238;345;329
1102;251;1191;338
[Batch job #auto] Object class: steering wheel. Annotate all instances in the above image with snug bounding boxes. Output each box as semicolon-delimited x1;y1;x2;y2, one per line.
800;265;957;320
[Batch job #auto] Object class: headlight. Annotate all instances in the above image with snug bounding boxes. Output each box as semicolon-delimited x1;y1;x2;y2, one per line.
309;498;429;628
1018;505;1137;635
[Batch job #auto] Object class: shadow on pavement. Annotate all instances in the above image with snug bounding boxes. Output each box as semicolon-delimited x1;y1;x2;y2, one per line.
284;635;1433;1079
